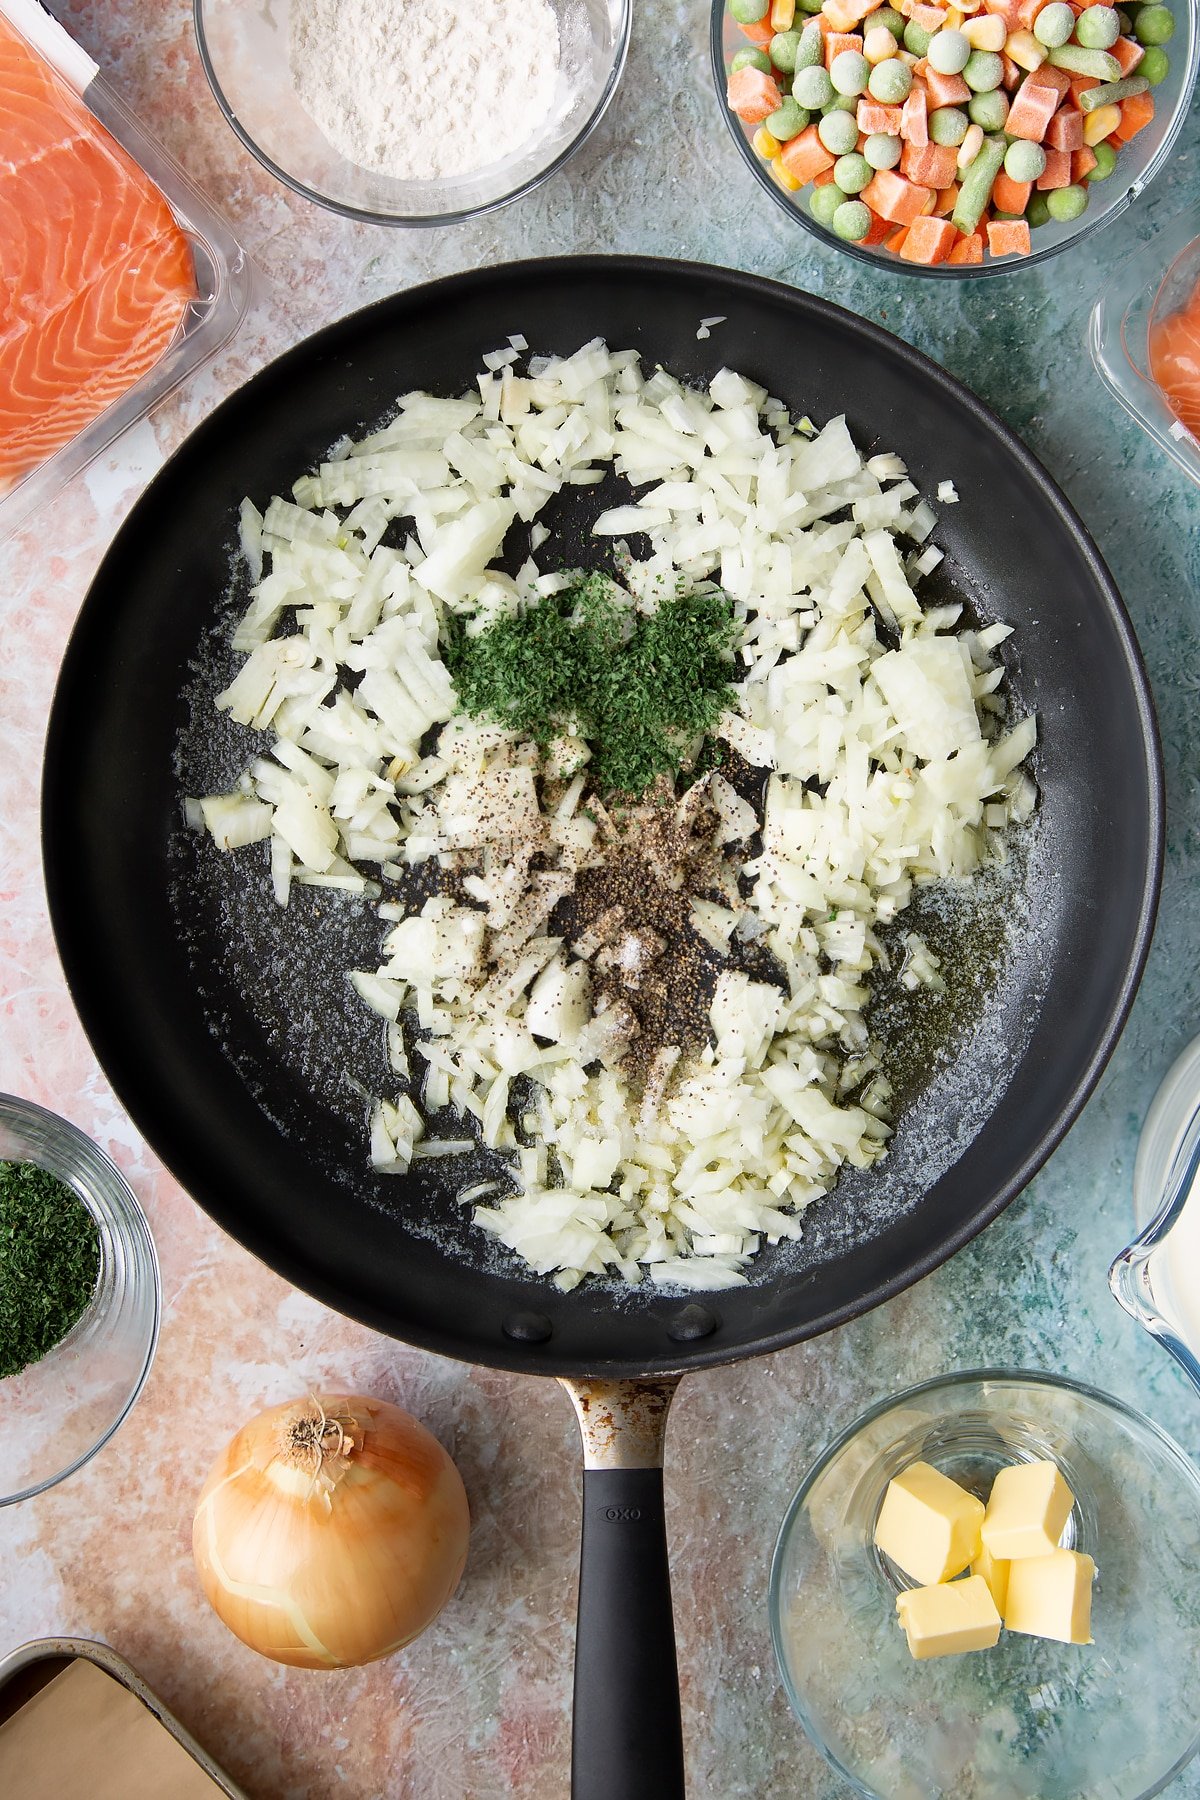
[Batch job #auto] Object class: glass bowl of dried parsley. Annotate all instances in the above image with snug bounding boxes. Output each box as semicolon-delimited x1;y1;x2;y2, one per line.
0;1094;160;1505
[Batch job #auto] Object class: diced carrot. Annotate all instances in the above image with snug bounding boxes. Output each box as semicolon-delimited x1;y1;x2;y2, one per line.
1004;79;1060;138
825;29;864;66
922;65;972;105
1112;89;1155;141
1016;0;1050;24
863;207;894;243
900;87;929;145
901;139;959;185
739;18;776;44
908;2;948;28
986;218;1032;257
1001;53;1021;88
1071;145;1098;179
948;229;985;263
1027;63;1072;97
991;170;1032;211
779;123;838;182
821;0;880;29
862;167;935;222
727;66;784;122
1111;35;1145;74
899;214;958;262
885;225;910;252
814;10;836;28
1036;146;1071;187
982;0;1022;24
857;99;904;132
813;164;839;184
1046;105;1084;150
857;130;869;150
932;182;960;214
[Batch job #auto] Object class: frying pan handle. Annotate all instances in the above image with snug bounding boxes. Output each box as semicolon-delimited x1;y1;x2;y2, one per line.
561;1377;685;1800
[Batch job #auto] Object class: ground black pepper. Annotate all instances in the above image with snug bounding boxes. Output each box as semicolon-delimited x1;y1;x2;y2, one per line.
0;1160;100;1380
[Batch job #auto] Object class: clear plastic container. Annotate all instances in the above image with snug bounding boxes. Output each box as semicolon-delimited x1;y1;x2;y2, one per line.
1090;207;1200;488
0;0;254;541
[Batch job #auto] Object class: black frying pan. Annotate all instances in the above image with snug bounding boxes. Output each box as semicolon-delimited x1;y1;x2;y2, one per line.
42;259;1162;1799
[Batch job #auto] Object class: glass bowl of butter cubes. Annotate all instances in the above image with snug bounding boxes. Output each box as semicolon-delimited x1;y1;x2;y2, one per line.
770;1369;1200;1798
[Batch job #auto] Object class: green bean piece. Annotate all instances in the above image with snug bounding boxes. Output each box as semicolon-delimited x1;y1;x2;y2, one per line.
1079;71;1150;106
930;105;970;144
1047;42;1122;75
795;21;826;68
1086;138;1119;177
952;132;1007;233
766;97;810;137
1135;3;1174;41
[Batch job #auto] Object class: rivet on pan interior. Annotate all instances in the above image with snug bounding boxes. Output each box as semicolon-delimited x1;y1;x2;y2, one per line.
667;1304;718;1342
502;1311;554;1343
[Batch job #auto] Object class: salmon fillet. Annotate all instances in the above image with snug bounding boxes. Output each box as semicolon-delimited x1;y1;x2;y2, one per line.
0;15;195;491
1150;291;1200;439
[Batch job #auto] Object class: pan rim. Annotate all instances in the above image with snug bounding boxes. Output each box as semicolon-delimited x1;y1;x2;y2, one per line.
41;255;1165;1377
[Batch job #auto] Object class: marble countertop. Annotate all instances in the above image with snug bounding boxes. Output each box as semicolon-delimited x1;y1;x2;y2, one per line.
2;4;1200;1796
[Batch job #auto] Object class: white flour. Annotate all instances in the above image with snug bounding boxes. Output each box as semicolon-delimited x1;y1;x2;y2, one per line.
288;0;562;182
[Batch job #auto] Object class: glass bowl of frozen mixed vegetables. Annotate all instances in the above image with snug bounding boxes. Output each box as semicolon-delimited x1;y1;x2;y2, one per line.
712;0;1197;273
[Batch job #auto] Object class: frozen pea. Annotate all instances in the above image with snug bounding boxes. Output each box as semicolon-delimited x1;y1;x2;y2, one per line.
832;199;872;240
1004;138;1047;179
1034;1;1076;43
770;29;804;70
1075;4;1121;46
810;183;845;226
831;48;871;92
963;48;1004;89
1135;2;1174;40
865;5;906;36
824;92;860;110
797;0;826;14
1116;6;1133;28
794;63;835;106
818;106;861;152
834;150;873;191
1026;190;1052;225
903;19;933;53
729;0;770;21
1087;138;1119;177
1047;181;1090;219
929;105;970;144
766;98;810;137
1139;43;1170;80
730;45;773;72
928;27;971;72
795;21;826;68
968;87;1009;127
868;56;912;100
864;129;904;166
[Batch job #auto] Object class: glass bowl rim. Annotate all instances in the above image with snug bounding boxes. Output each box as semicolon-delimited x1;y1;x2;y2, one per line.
0;1091;161;1505
709;0;1200;281
193;0;633;228
768;1364;1200;1795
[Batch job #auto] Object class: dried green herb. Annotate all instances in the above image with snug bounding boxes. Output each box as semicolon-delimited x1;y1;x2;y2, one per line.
0;1160;100;1380
443;575;738;797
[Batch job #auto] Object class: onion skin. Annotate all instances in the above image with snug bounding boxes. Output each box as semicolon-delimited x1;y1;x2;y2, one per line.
192;1393;470;1669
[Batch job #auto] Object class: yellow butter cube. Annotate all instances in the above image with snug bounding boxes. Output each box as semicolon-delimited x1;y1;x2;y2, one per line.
896;1576;1002;1661
874;1461;985;1586
971;1540;1010;1614
981;1459;1074;1561
1005;1549;1095;1644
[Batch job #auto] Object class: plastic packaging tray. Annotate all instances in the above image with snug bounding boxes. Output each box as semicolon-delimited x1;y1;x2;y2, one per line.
1090;208;1200;492
0;1636;247;1797
0;0;254;540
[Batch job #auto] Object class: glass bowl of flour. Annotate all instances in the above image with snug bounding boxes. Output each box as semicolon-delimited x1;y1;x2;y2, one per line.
194;0;630;224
